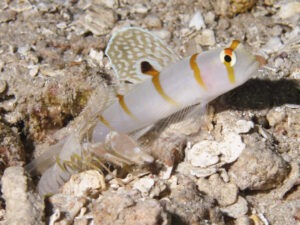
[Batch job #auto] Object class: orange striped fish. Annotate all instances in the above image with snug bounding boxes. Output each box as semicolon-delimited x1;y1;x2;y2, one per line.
27;27;260;195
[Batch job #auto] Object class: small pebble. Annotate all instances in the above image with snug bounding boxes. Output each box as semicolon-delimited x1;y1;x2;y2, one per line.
8;0;32;12
94;0;117;8
262;37;283;54
79;6;116;36
28;65;39;77
89;49;104;67
219;132;245;164
197;174;239;207
0;80;7;93
266;107;286;127
187;140;219;168
152;29;171;42
133;177;155;195
0;10;17;23
204;11;215;25
93;189;169;224
61;170;105;196
235;216;251;225
212;0;257;17
131;2;150;14
195;29;216;46
56;22;67;29
278;2;300;19
220;196;248;219
17;45;30;56
144;15;162;29
235;120;254;134
189;11;205;30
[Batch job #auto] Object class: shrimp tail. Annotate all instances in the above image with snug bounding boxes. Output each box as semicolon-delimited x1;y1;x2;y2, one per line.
26;132;82;195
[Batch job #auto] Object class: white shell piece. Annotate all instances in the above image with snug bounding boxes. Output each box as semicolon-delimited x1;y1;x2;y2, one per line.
187;140;220;167
133;177;155;195
184;132;245;176
176;162;218;178
61;170;105;196
189;11;205;30
234;120;254;133
219;132;245;164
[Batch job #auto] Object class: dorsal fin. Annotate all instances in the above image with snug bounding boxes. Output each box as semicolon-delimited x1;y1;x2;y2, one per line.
105;27;180;88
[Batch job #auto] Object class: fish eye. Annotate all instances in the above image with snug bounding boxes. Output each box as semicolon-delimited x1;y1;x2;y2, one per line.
220;50;237;66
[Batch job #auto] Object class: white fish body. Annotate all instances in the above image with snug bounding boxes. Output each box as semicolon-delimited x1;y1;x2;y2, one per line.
92;28;259;142
27;27;259;195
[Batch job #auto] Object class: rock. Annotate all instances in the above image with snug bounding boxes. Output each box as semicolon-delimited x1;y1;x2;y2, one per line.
78;5;117;35
133;176;155;196
186;132;245;168
195;29;216;46
278;2;300;19
92;189;169;225
120;199;168;225
0;80;7;93
261;37;283;54
176;161;218;178
88;48;104;67
204;11;216;25
220;196;248;218
229;134;290;191
144;15;162;29
28;65;39;77
266;107;286;127
265;200;300;225
213;111;252;135
197;174;239;207
2;166;44;225
61;170;106;197
187;140;219;167
152;29;172;43
163;175;224;224
189;11;205;30
49;194;88;224
211;0;257;17
0;10;17;23
0;122;25;174
274;108;300;154
131;175;167;198
94;0;117;8
234;216;252;225
130;2;150;14
234;120;254;133
219;132;245;164
8;0;32;12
